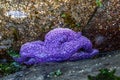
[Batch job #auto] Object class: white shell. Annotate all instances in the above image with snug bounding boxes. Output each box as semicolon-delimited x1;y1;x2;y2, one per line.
5;10;28;18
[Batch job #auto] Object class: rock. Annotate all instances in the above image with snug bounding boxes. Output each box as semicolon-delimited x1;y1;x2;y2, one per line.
0;39;13;48
1;50;120;80
0;48;13;63
0;0;97;51
82;0;120;52
0;39;13;62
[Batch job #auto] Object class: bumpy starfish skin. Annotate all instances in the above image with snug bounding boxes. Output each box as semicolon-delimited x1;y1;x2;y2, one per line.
14;28;99;65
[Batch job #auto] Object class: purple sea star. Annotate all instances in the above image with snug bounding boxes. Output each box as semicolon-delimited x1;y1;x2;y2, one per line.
14;28;99;65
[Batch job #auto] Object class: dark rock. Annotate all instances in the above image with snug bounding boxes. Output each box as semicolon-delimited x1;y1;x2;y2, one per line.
82;0;120;52
1;50;120;80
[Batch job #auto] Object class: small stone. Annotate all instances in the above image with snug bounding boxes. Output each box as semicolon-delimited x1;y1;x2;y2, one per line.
5;10;28;19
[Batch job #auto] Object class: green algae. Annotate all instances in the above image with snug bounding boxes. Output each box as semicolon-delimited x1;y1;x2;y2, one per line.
88;68;120;80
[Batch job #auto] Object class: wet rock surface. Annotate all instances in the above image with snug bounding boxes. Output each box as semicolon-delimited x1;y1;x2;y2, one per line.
1;50;120;80
82;0;120;51
0;0;97;51
0;0;120;79
0;0;119;53
0;0;119;59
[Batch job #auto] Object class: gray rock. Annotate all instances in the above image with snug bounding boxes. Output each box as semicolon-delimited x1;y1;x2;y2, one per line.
82;0;120;51
1;50;120;80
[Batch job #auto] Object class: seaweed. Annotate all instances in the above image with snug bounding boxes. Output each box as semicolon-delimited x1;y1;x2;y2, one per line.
88;68;120;80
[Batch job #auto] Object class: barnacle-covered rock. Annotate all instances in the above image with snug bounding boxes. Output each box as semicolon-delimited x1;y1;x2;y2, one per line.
14;28;99;65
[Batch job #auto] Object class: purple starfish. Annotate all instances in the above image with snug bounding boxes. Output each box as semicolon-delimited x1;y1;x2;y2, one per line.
14;28;99;65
